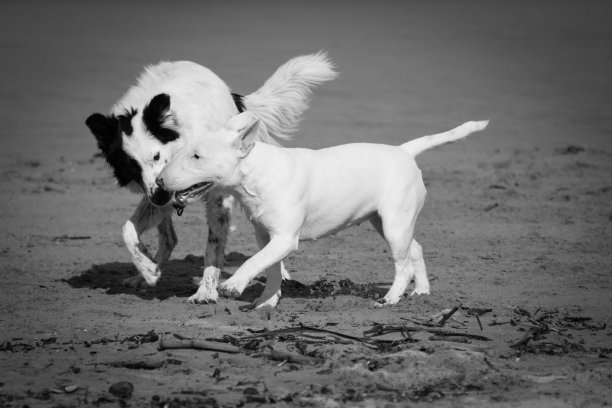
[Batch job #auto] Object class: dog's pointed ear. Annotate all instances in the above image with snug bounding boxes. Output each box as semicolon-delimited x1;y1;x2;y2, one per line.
228;112;260;157
85;113;119;152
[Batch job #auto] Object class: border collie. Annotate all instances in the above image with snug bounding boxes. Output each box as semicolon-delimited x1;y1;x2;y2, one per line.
85;52;337;302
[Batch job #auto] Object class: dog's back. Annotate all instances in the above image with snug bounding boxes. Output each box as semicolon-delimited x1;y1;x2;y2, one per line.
248;142;423;240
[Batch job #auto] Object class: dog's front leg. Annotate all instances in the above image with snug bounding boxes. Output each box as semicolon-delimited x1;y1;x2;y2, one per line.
218;235;297;307
204;193;234;268
251;226;285;309
155;214;178;266
186;193;233;304
122;197;174;287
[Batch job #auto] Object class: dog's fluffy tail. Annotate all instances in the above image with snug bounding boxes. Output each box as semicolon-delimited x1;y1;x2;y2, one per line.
401;120;489;157
242;51;338;144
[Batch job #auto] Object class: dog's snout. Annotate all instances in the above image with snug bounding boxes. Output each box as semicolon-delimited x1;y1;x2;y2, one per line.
155;177;165;189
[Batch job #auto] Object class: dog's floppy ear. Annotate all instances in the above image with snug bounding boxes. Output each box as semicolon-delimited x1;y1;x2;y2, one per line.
143;93;179;144
228;112;260;157
85;113;119;153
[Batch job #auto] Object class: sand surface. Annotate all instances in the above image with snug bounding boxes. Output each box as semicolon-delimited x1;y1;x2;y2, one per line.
1;1;611;407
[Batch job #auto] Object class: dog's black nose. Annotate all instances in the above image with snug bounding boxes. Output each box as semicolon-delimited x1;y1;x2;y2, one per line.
155;177;165;189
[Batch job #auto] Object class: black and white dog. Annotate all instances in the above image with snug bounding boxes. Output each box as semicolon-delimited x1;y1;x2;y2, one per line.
85;52;336;303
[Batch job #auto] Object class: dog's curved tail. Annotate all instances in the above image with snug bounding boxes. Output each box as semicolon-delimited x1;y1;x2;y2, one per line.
242;51;338;144
401;120;489;157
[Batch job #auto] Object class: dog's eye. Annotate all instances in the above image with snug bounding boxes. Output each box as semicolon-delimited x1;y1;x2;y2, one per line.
193;153;200;159
153;152;160;161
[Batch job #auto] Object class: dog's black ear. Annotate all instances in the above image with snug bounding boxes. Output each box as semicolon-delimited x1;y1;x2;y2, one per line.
143;93;179;144
86;113;119;152
146;93;171;116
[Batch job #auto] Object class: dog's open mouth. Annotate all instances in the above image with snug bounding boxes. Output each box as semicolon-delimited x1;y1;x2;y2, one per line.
174;182;215;207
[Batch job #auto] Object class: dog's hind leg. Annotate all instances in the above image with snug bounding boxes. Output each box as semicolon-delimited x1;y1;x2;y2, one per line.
409;239;429;295
122;197;175;287
370;213;412;304
376;186;427;304
379;230;415;305
371;214;430;298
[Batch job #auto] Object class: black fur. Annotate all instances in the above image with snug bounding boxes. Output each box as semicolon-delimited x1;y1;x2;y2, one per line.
86;91;245;191
117;107;137;136
232;93;245;113
217;214;229;225
142;93;180;144
85;113;144;189
207;233;220;244
150;188;172;206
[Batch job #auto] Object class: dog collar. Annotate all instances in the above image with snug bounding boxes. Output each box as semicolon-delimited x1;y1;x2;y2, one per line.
173;202;185;216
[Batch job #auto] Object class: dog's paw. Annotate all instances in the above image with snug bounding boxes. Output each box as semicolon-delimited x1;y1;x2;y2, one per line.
218;280;244;299
186;266;220;304
379;294;402;305
122;274;148;288
253;291;281;309
280;262;291;280
130;265;161;287
186;290;218;304
410;286;430;296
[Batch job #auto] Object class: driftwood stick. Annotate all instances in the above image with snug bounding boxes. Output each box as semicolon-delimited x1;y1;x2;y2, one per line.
365;325;491;341
437;304;461;327
475;314;483;331
158;337;240;353
430;335;470;343
267;349;323;365
241;325;367;344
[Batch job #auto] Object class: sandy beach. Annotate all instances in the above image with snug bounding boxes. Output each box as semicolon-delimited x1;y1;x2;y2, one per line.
1;1;611;406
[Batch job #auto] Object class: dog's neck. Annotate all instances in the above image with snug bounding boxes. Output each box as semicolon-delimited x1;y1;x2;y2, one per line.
231;142;286;221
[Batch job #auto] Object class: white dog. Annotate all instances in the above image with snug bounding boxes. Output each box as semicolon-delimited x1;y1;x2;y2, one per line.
157;112;489;308
85;53;336;302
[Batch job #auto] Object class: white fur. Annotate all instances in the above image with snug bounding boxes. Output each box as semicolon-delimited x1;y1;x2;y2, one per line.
243;51;337;143
104;53;337;301
159;113;489;308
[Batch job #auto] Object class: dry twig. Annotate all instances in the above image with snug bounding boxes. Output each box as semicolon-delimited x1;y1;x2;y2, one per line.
158;337;240;353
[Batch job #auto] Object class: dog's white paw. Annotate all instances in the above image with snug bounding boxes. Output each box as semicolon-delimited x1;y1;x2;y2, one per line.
253;290;281;309
187;266;220;304
122;274;148;288
378;294;402;306
218;279;245;299
410;286;430;296
280;262;291;281
187;289;218;304
141;269;161;286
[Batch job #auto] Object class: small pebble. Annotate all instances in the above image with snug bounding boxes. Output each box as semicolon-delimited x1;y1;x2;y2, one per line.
109;381;134;399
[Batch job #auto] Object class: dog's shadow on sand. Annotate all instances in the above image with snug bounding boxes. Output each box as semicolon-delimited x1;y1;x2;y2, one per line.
64;254;215;301
65;252;389;302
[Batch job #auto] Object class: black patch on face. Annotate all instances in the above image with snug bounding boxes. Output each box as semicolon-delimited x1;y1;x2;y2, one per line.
142;93;179;144
117;107;137;136
232;93;245;113
85;113;144;189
